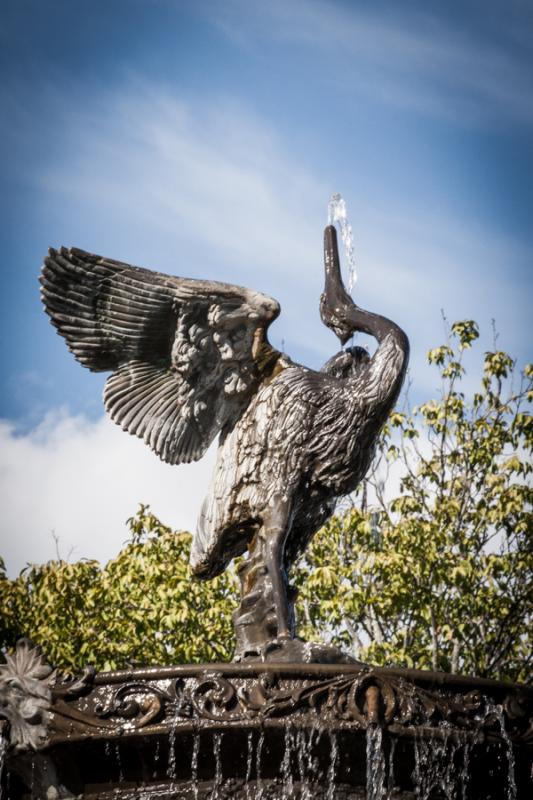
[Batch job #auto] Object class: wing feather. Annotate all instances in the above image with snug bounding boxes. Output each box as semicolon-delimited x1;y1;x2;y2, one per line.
41;247;280;464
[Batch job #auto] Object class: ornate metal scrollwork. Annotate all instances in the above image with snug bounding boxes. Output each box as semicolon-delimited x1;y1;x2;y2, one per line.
0;639;56;751
191;675;242;721
2;642;531;754
94;682;173;729
53;666;95;700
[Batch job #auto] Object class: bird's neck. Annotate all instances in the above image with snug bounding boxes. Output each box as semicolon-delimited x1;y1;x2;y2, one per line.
347;317;409;415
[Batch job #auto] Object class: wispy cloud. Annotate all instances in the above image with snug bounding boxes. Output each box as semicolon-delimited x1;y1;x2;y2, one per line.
0;411;215;577
29;78;530;375
39;86;324;276
29;81;336;360
206;0;533;127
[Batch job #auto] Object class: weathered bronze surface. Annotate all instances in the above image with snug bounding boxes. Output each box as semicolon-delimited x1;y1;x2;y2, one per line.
2;641;532;798
39;226;408;660
3;222;525;797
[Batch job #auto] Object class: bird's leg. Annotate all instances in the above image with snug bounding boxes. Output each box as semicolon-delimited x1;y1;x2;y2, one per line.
263;494;294;640
231;495;294;659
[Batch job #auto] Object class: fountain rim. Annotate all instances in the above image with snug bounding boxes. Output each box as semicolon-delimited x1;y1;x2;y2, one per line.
87;661;531;697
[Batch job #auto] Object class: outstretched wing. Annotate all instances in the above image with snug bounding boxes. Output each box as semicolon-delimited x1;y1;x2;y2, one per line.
40;247;280;464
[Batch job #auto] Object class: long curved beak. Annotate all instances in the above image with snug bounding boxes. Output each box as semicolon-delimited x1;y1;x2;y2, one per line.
320;225;354;345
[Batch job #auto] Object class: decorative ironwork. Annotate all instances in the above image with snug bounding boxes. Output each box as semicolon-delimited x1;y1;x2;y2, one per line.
3;647;532;798
0;639;55;751
13;663;525;749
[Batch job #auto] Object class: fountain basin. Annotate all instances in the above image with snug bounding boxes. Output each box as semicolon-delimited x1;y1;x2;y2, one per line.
3;654;532;799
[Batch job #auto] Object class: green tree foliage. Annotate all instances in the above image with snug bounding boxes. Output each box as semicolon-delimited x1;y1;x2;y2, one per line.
0;509;238;671
296;320;532;682
1;321;531;680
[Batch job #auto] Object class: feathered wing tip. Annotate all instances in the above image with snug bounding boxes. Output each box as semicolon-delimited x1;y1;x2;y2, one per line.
40;246;281;465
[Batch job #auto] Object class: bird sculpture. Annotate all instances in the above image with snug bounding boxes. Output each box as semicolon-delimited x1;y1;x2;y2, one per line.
40;225;409;662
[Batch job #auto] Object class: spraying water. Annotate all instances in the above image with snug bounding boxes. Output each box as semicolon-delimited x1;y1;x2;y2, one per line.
328;193;357;294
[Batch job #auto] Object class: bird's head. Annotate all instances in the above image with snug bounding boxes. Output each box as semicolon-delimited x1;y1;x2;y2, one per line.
321;346;370;379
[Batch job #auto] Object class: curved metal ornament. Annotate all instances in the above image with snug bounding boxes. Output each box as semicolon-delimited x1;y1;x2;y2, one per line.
2;645;532;798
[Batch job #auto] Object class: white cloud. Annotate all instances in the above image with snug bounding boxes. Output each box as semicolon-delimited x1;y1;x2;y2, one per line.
0;412;215;577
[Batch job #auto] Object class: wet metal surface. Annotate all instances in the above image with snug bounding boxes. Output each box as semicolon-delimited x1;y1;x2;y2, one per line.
2;651;532;798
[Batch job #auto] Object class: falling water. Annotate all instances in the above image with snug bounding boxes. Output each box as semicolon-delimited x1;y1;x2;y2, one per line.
167;712;179;786
0;727;7;800
327;192;357;293
295;728;308;792
153;738;160;780
325;731;338;800
281;726;294;797
307;724;322;784
245;731;254;800
387;737;396;795
212;732;223;800
115;742;124;784
490;704;517;800
366;724;386;800
412;730;463;800
191;732;200;800
460;742;471;800
30;759;35;800
255;729;265;800
301;727;319;800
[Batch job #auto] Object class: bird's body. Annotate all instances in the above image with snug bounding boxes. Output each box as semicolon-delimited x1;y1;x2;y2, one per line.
40;225;409;660
193;328;405;579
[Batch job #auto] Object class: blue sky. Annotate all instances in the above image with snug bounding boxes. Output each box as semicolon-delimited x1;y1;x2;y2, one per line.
1;0;532;573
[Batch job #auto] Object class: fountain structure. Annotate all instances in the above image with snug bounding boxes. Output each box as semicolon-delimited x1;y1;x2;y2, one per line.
1;202;531;798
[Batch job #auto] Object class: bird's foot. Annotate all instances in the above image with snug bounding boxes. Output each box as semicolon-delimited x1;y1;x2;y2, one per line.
234;636;361;665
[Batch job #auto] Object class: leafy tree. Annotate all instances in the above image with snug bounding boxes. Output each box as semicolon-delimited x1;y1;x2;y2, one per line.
0;508;238;671
296;320;532;682
1;321;531;681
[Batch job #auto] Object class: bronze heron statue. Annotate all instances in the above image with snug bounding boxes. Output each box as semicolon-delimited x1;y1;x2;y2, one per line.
40;225;409;661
